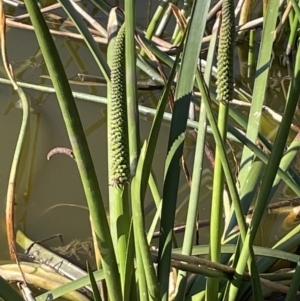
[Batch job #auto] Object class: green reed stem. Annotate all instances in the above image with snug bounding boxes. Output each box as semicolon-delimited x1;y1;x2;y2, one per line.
155;0;179;36
0;76;239;142
124;0;139;288
157;2;211;299
285;260;300;301
287;10;299;55
58;0;110;82
23;1;121;300
194;71;247;246
247;29;256;78
132;145;160;301
291;0;300;21
228;23;300;301
142;0;170;55
135;242;149;301
108;23;131;299
174;12;221;301
125;0;140;176
131;42;181;301
207;1;235;298
171;0;193;42
238;0;280;190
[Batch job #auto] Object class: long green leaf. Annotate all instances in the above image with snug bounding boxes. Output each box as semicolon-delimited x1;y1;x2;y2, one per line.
132;142;160;301
22;1;121;300
175;12;221;301
58;0;110;82
238;0;280;189
87;262;102;301
228;14;300;300
157;3;211;300
207;0;236;298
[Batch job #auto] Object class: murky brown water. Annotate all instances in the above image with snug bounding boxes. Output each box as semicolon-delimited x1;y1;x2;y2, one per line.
0;14;212;261
0;0;297;267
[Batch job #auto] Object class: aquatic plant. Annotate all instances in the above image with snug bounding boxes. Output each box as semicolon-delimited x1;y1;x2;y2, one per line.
2;0;300;301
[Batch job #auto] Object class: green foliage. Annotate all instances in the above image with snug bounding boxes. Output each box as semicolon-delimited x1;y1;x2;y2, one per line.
3;0;300;301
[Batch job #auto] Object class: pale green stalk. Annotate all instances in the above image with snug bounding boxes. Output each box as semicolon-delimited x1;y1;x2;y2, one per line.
283;261;300;301
131;42;181;301
291;0;300;20
142;0;170;55
107;23;131;298
286;0;300;55
247;29;256;78
171;0;193;42
238;0;280;190
124;2;138;299
174;13;221;301
287;7;299;55
124;1;154;298
157;2;211;300
224;161;264;238
132;144;160;301
125;0;140;175
23;1;121;300
135;243;148;301
155;0;180;36
87;263;102;301
207;1;235;298
0;76;239;142
194;71;247;245
58;0;110;82
228;30;300;301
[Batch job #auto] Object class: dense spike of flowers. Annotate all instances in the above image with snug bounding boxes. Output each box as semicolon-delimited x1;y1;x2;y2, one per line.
110;24;129;186
217;0;235;104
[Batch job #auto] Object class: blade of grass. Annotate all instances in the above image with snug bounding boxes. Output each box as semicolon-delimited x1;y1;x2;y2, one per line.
125;0;140;176
157;1;211;299
286;0;299;55
142;0;170;55
123;3;139;296
224;161;264;237
131;46;182;301
22;1;121;300
132;142;160;301
194;69;247;237
238;0;280;190
229;125;300;196
207;0;236;298
228;25;300;301
86;262;102;301
174;12;221;301
284;260;300;301
58;0;110;82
